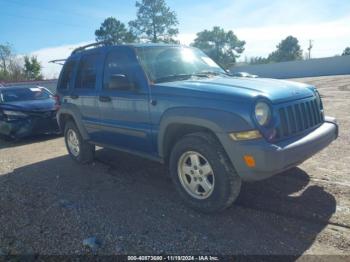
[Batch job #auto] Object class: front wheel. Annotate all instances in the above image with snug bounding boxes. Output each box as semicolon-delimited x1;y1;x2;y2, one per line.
64;121;95;164
169;132;241;213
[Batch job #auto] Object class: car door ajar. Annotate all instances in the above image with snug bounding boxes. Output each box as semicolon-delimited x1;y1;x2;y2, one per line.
96;47;152;154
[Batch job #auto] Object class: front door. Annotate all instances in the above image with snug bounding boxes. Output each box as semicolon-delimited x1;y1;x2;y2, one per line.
96;47;152;154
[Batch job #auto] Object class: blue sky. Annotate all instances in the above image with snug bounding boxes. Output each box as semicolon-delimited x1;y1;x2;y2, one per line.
0;0;349;77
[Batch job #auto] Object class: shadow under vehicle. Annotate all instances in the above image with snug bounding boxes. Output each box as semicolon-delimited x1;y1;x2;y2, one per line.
0;148;337;256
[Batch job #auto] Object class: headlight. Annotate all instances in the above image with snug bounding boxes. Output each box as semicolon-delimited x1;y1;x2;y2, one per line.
3;110;28;118
255;102;271;126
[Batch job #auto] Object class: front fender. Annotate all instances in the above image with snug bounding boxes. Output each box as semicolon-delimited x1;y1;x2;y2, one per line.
158;107;253;157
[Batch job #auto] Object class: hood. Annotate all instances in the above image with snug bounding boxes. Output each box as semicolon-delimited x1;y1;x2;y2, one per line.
0;98;56;112
155;76;315;104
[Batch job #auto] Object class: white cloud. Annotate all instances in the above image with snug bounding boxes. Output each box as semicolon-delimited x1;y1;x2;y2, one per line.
177;33;196;46
235;15;350;60
30;41;91;79
177;15;350;61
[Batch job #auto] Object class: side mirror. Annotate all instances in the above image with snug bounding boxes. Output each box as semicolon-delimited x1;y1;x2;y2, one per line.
108;74;136;91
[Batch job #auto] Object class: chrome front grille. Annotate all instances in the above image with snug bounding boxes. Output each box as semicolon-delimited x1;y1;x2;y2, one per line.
275;97;324;140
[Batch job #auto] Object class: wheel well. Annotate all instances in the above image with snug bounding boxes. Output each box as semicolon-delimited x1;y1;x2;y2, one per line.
162;124;219;163
58;114;74;132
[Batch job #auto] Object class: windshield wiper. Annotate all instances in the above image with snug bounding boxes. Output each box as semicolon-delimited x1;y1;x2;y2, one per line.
195;71;219;76
194;71;231;77
154;74;195;83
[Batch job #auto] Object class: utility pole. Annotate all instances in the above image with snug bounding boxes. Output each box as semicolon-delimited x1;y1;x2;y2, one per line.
307;40;313;60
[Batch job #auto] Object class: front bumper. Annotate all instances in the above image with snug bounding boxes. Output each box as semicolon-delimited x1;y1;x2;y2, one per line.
0;116;59;139
219;116;338;182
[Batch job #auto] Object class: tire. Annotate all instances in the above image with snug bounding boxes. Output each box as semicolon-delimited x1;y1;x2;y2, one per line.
169;132;241;213
64;120;95;164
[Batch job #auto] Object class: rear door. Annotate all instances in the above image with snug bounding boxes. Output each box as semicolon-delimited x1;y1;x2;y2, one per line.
96;46;152;154
70;52;103;140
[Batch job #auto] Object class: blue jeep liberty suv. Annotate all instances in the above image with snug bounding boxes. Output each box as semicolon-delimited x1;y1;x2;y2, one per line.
56;43;338;212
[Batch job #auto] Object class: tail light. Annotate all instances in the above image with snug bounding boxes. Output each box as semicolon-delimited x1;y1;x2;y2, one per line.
54;94;61;110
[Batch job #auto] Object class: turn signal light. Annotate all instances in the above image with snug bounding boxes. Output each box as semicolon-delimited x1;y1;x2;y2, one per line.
244;155;256;168
230;130;262;141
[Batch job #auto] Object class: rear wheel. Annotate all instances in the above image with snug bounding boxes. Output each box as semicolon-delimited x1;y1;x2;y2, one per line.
169;132;241;213
64;121;95;164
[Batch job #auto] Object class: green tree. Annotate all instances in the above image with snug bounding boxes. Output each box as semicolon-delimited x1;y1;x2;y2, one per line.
95;17;136;45
342;47;350;56
24;56;43;80
250;56;269;65
129;0;179;43
192;26;245;69
8;57;25;81
0;43;26;81
268;36;303;62
0;43;13;78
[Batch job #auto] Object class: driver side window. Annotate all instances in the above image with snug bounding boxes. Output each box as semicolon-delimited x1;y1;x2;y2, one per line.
103;51;133;91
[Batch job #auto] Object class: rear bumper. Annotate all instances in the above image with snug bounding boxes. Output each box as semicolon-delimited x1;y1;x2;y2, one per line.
0;117;59;139
219;116;338;182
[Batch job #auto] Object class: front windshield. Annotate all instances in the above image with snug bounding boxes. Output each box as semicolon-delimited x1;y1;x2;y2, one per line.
0;87;52;103
136;46;226;83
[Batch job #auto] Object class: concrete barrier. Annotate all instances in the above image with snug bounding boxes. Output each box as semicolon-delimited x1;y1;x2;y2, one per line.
230;55;350;79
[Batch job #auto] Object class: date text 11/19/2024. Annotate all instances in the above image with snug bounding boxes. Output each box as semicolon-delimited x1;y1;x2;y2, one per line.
127;255;220;261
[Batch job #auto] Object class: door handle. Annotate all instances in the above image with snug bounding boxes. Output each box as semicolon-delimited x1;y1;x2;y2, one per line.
99;96;112;102
70;95;79;99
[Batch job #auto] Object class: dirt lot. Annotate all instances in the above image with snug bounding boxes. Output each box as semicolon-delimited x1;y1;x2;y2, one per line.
0;75;349;257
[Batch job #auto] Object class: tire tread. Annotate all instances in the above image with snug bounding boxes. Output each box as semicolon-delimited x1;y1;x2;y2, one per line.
170;132;241;213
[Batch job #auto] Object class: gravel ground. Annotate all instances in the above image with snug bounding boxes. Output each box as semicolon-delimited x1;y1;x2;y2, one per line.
0;75;349;257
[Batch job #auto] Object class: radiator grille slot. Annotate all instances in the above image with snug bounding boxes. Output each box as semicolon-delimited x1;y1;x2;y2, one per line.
276;98;323;140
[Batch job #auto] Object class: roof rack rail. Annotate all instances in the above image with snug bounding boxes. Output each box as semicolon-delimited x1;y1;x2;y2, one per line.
71;41;109;55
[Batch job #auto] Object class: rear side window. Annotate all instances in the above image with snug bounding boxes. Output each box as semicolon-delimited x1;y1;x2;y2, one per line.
59;61;75;90
103;51;133;91
75;54;99;89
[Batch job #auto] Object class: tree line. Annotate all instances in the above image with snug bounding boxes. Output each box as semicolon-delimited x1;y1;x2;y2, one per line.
0;43;43;82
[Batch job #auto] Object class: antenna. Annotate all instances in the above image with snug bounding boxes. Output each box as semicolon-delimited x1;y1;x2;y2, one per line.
49;59;67;65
